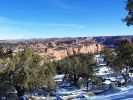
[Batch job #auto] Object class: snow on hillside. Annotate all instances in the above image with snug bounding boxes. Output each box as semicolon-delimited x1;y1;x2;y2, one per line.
89;65;133;100
89;85;133;100
28;59;133;100
55;65;133;100
55;85;133;100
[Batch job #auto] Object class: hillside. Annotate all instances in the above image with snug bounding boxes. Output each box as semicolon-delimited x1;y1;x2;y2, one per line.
93;35;133;48
4;37;103;61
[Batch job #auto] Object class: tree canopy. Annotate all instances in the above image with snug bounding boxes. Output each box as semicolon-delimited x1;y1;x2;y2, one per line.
103;39;133;85
0;46;56;97
56;53;96;91
124;0;133;26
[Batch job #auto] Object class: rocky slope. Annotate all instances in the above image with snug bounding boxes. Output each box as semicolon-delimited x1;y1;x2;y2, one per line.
7;37;103;61
33;43;103;61
93;35;133;48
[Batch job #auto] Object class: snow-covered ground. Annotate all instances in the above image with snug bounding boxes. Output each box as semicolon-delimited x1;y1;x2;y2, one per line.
56;87;86;100
54;65;133;100
28;79;133;100
96;66;125;84
90;65;133;100
54;74;65;82
89;85;133;100
29;60;133;100
55;84;133;100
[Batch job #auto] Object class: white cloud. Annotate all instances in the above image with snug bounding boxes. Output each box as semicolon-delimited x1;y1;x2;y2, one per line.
0;16;86;39
0;16;85;29
47;0;76;10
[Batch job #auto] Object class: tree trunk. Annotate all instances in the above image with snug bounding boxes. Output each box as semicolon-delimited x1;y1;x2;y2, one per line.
63;70;67;82
122;73;129;85
74;74;78;87
59;70;67;86
86;79;89;92
15;85;25;97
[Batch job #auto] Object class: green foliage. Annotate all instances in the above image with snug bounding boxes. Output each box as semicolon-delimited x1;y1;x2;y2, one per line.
92;77;103;85
42;62;56;90
79;53;95;77
105;39;133;85
0;46;56;96
56;53;96;89
46;76;56;91
124;0;133;26
0;44;5;59
9;47;43;91
117;39;133;66
101;48;112;63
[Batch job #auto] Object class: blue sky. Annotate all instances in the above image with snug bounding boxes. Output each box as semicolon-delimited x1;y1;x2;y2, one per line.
0;0;132;39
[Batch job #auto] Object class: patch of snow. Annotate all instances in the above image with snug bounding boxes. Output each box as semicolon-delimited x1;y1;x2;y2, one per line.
103;80;111;84
96;66;112;76
89;85;133;100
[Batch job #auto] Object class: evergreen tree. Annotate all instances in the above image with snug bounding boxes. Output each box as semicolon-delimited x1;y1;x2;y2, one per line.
124;0;133;26
57;53;96;89
0;46;56;97
79;53;96;91
105;40;133;85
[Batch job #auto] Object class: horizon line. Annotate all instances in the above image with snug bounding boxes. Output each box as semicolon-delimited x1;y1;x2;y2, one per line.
0;34;133;41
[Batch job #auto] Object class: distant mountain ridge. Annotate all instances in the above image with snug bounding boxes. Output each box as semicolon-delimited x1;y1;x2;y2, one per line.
1;35;133;61
93;35;133;47
1;35;133;48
